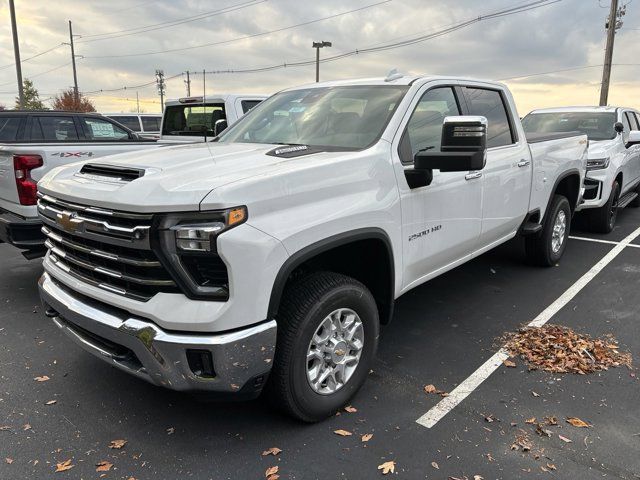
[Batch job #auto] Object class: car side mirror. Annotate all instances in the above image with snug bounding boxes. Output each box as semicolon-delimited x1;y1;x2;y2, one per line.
214;119;228;136
614;122;624;134
627;130;640;147
414;116;488;172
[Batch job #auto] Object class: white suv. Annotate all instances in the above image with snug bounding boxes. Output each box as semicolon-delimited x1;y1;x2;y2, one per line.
523;106;640;232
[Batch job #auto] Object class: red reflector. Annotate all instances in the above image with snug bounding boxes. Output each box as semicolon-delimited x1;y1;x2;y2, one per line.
13;154;43;206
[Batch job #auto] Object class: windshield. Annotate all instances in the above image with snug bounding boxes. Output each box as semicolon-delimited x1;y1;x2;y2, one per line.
218;86;409;150
162;103;226;137
522;112;618;141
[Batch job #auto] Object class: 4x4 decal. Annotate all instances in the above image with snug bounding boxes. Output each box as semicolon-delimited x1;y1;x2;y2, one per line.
51;152;95;158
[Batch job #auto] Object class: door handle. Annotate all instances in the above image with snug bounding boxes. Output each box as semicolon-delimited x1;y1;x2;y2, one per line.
517;159;531;168
465;171;482;181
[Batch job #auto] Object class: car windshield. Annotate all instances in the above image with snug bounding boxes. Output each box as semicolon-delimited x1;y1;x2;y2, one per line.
218;86;409;150
522;112;618;141
162;103;226;136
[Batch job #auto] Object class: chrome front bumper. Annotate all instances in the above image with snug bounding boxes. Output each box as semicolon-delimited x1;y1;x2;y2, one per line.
39;272;276;395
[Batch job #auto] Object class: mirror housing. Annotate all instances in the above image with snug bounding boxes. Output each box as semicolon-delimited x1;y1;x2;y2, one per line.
214;119;228;136
614;121;624;134
414;116;488;172
627;130;640;146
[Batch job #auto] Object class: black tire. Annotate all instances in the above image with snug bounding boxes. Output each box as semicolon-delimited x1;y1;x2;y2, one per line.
525;194;571;267
267;271;379;422
589;181;620;233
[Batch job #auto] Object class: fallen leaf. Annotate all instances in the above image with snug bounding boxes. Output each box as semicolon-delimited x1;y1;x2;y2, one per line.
378;461;395;475
503;359;516;368
531;391;540;397
344;405;358;413
55;459;74;472
96;461;113;472
265;466;279;477
261;447;282;456
166;427;175;435
431;461;439;469
544;416;558;426
267;475;280;480
558;435;573;443
23;424;31;431
333;429;352;437
566;417;591;428
34;376;50;382
109;439;127;449
474;476;484;480
525;417;536;424
547;463;557;471
361;433;373;442
45;400;57;405
424;384;437;394
5;458;13;464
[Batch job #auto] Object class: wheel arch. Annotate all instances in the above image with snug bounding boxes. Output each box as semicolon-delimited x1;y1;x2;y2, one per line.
547;169;581;218
267;228;395;325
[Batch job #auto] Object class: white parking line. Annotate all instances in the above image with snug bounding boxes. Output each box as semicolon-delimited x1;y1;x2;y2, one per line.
569;235;640;249
416;225;640;429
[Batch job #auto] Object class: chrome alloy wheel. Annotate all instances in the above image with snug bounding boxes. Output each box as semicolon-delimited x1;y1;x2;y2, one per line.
306;308;364;395
551;209;567;254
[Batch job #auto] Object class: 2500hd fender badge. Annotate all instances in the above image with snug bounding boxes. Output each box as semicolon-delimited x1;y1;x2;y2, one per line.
408;224;442;242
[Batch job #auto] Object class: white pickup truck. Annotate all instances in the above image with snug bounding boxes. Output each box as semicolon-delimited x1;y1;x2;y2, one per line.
523;106;640;232
160;94;267;143
0;111;163;257
37;75;588;421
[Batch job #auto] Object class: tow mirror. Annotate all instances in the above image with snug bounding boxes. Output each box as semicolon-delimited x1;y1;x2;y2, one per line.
614;122;624;134
214;119;228;136
414;116;488;172
627;130;640;147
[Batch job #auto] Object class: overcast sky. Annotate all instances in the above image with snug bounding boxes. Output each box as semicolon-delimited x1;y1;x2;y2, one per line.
0;0;638;114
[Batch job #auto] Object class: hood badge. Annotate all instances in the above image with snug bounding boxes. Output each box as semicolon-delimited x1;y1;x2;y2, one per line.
273;145;309;155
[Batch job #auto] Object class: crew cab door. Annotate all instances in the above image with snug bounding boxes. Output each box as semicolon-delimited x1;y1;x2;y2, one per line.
459;85;530;248
621;111;640;189
392;84;482;291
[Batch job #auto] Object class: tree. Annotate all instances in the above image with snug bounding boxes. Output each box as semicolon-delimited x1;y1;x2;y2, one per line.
0;104;5;111
15;79;46;110
52;89;96;112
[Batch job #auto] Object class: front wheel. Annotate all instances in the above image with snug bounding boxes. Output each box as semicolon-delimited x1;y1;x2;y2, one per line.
267;272;379;422
525;194;571;267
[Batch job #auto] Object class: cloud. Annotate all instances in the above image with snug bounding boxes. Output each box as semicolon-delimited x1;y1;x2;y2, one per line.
0;0;637;113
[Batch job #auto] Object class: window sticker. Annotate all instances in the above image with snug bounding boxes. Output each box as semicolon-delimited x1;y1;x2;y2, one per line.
90;121;115;138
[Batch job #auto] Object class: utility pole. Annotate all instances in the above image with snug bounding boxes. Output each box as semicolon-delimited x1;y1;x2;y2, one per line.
599;0;625;106
312;41;332;83
9;0;24;107
68;21;79;103
155;69;165;111
184;71;191;96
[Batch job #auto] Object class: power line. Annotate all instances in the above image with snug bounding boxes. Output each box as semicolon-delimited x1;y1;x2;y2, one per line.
77;0;266;43
82;0;392;58
0;62;72;87
0;44;65;71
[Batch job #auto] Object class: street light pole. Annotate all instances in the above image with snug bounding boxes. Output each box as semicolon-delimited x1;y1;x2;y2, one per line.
312;41;332;83
9;0;24;107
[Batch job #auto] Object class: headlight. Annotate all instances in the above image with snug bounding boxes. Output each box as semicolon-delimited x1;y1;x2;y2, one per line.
153;206;247;300
586;157;610;171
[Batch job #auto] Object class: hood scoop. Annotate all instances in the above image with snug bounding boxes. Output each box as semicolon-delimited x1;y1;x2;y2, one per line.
77;163;146;184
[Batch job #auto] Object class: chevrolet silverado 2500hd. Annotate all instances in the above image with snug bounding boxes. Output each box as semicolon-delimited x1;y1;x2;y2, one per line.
523;106;640;233
0;111;162;257
37;75;588;421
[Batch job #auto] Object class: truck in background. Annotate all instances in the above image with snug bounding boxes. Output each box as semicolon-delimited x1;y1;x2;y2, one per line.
106;113;162;140
160;94;267;143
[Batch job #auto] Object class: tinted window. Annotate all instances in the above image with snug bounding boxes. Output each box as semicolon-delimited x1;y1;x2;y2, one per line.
162;104;226;137
33;116;79;141
522;112;617;141
403;87;461;162
0;116;23;141
81;117;130;140
141;116;161;131
241;100;262;114
108;116;141;131
463;87;514;148
634;113;640;131
622;112;632;142
625;111;639;131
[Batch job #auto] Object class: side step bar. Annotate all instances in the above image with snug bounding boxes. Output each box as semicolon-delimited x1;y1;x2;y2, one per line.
521;222;543;235
617;191;638;209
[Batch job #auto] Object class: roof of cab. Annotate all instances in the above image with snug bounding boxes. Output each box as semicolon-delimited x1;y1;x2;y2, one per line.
527;106;632;114
164;93;268;105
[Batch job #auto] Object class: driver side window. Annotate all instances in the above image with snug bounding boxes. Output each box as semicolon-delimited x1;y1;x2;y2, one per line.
400;87;460;164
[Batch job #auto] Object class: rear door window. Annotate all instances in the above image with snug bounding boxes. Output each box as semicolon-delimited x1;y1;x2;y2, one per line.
462;87;515;148
109;116;141;131
141;116;161;131
81;117;130;140
32;116;80;141
624;111;639;131
621;112;632;142
0;116;24;141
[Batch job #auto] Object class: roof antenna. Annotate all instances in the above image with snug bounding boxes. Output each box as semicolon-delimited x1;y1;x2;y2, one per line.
385;68;403;82
202;69;207;142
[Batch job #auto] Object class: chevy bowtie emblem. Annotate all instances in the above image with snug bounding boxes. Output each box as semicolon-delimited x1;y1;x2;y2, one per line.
57;211;82;233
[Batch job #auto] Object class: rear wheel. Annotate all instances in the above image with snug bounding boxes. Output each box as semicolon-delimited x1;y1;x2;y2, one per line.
267;271;379;422
525;194;571;267
589;181;620;233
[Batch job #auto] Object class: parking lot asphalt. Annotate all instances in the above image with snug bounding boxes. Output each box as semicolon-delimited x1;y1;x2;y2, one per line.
1;209;639;480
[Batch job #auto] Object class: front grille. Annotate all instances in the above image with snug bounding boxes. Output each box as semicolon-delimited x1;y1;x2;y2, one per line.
38;194;179;301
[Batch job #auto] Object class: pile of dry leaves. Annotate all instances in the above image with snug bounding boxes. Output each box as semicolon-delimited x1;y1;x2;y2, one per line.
502;324;632;374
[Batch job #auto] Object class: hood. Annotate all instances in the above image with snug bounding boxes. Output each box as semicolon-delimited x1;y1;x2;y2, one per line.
587;140;615;160
37;142;348;212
